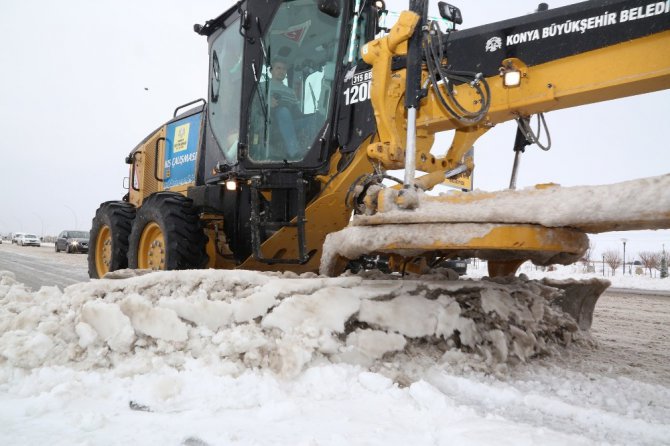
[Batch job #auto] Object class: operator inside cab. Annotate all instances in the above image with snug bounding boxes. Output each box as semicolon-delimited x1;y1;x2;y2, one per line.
265;59;303;160
246;0;344;163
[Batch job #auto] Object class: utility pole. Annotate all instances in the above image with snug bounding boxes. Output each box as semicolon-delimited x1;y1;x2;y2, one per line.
621;238;627;275
32;213;45;239
63;204;78;230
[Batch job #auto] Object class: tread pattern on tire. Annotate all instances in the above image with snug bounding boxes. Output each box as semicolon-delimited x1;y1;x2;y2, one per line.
128;192;208;271
88;201;136;279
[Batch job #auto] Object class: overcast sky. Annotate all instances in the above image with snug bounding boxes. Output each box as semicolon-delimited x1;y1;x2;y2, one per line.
1;0;668;259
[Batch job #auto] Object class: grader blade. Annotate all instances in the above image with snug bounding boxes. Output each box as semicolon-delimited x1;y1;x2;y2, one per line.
320;175;670;277
320;222;589;276
543;278;611;331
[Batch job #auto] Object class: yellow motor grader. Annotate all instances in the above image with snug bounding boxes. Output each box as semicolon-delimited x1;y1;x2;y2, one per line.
89;0;670;326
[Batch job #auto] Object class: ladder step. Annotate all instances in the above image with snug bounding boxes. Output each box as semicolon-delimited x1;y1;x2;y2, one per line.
249;175;310;264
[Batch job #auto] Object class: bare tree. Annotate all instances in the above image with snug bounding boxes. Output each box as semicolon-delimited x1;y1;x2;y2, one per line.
603;249;622;276
639;251;661;277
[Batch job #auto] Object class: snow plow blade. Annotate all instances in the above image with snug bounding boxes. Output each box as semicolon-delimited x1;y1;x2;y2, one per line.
543;278;611;330
320;175;670;277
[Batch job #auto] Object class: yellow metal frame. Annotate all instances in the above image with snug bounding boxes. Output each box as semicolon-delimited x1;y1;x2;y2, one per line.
362;21;670;185
240;146;375;273
125;16;669;277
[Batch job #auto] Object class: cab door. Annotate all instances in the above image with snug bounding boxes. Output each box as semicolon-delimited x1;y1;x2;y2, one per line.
201;12;245;178
241;0;346;167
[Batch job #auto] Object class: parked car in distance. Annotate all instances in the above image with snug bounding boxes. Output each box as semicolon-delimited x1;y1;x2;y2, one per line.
11;232;26;244
17;234;41;247
55;230;90;253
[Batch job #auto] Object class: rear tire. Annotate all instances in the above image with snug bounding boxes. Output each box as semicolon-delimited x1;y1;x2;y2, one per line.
128;192;208;271
55;243;60;252
88;201;136;279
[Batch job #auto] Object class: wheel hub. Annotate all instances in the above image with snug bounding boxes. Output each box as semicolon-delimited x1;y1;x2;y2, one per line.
138;222;166;270
95;225;112;277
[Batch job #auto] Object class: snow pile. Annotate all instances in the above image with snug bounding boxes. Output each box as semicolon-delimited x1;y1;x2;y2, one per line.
2;270;669;446
0;269;591;379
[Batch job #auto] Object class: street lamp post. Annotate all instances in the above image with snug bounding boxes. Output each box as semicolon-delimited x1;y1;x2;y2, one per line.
602;254;605;276
621;238;627;275
32;213;45;239
63;204;78;230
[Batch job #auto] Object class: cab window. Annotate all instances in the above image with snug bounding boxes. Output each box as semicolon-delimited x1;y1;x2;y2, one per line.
247;0;343;163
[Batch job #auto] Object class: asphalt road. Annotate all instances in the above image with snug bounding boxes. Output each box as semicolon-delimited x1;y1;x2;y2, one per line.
0;242;89;291
564;288;670;386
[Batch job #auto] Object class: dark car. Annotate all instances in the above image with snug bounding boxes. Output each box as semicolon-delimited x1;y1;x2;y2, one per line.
55;230;90;253
438;258;468;276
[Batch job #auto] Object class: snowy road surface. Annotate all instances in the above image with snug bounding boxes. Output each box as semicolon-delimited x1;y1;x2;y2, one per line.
0;267;668;445
0;242;88;290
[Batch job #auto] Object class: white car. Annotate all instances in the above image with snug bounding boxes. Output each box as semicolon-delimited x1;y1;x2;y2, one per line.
12;232;26;244
18;234;41;247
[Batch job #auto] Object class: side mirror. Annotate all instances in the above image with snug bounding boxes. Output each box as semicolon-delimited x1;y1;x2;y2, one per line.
318;0;340;18
437;2;462;25
374;0;386;11
374;0;390;34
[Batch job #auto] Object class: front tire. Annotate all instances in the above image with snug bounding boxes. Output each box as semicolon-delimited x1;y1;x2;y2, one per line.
128;192;208;271
88;201;136;279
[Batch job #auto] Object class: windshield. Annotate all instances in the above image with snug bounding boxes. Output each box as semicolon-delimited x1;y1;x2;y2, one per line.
247;0;344;163
26;234;37;238
70;231;89;238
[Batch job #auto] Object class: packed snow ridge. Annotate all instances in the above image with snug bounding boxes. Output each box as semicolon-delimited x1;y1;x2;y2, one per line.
356;173;670;232
0;268;600;380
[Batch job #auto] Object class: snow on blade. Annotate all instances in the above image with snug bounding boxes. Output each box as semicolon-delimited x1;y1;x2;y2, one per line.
319;222;588;275
354;174;670;233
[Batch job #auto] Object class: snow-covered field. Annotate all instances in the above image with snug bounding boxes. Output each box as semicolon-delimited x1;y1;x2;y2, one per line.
468;260;670;292
1;266;669;445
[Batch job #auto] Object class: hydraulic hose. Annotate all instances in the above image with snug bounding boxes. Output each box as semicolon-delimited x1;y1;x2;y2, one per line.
423;21;491;125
